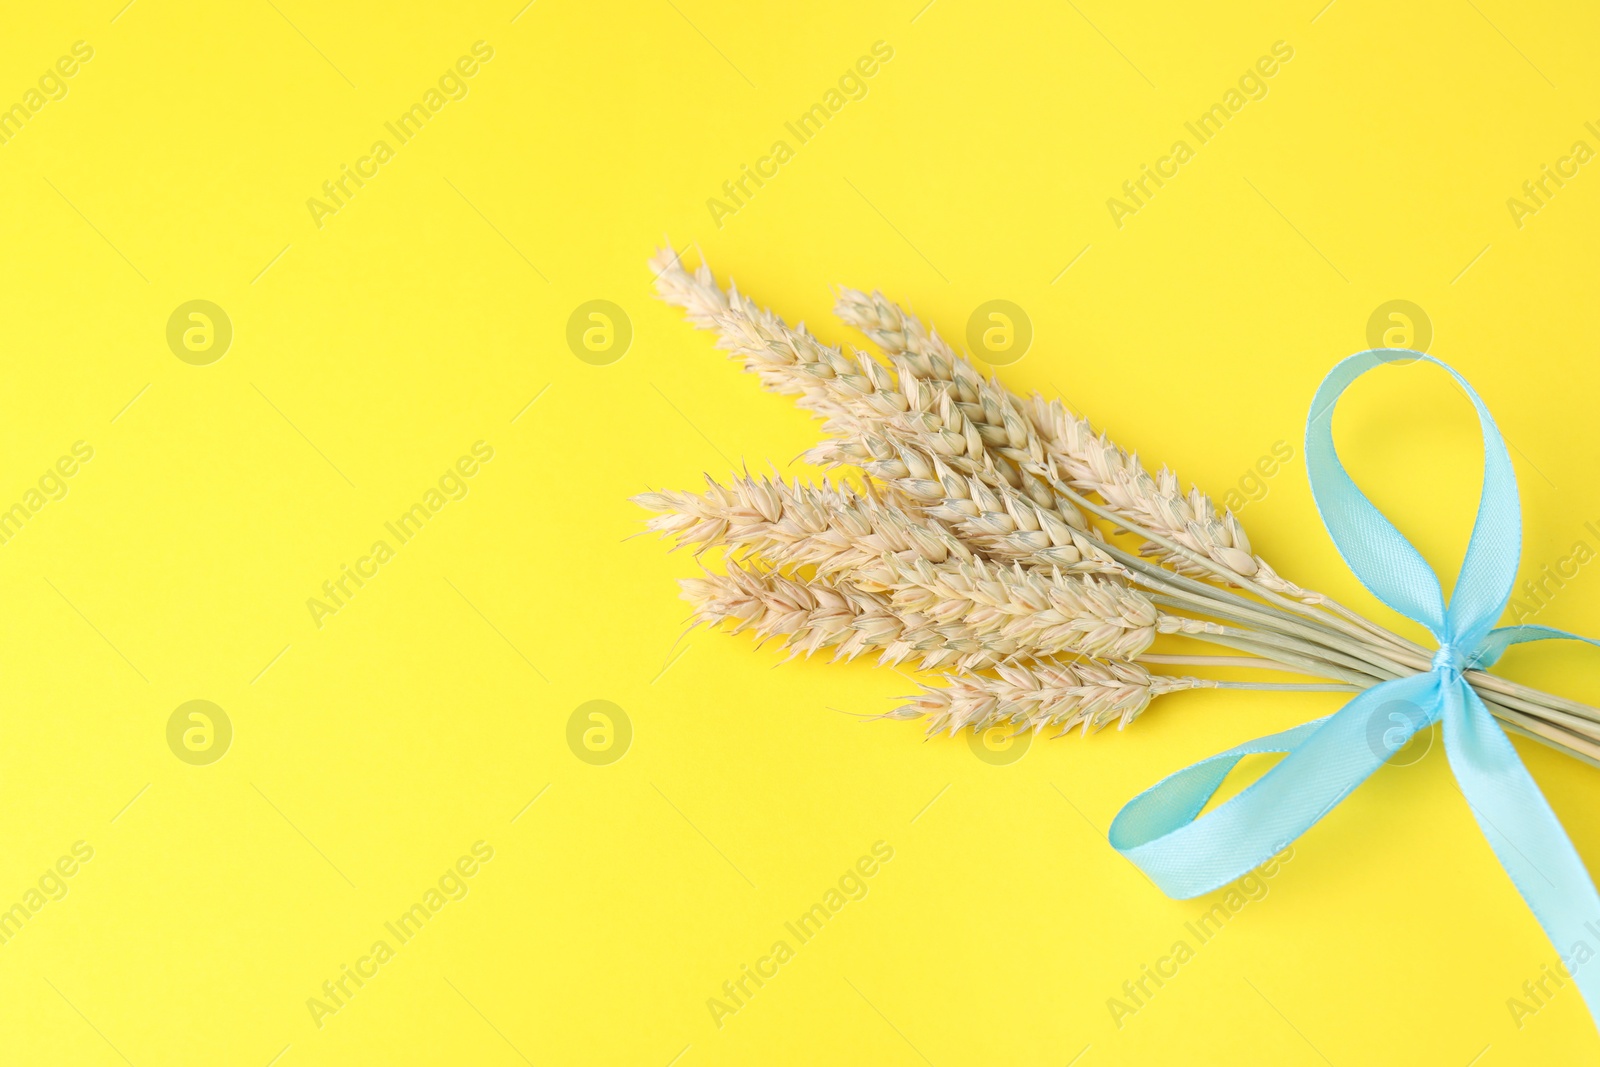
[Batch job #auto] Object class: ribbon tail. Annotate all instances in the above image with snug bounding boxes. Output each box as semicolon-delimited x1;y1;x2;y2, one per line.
1443;679;1600;1021
1472;624;1600;668
1110;674;1439;898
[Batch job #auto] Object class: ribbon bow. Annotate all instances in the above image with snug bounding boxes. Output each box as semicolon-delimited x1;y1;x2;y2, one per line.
1108;349;1600;1027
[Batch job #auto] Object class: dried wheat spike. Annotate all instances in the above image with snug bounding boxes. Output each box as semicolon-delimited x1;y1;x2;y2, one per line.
634;472;974;578
842;281;1309;601
651;247;894;432
634;473;1143;665
895;658;1210;736
1028;396;1313;599
653;248;1096;545
853;555;1160;661
836;286;1043;468
680;563;1024;671
825;432;1115;574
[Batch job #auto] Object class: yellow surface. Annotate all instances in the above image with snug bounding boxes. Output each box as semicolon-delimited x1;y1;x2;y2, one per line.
2;1;1599;1063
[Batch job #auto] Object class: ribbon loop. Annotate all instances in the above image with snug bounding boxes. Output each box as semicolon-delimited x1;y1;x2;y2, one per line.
1108;675;1439;897
1110;349;1600;1033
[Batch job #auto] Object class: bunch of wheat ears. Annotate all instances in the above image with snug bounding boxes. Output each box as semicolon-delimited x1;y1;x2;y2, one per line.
634;247;1600;765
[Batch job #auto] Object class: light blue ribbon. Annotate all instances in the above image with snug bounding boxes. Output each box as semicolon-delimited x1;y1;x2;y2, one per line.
1109;349;1600;1027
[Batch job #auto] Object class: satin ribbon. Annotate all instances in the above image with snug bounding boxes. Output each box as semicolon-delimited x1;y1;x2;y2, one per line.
1108;349;1600;1027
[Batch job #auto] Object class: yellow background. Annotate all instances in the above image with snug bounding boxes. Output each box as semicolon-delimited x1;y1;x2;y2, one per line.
2;0;1599;1063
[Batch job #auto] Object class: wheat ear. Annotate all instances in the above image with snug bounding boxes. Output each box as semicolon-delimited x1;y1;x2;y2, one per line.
896;657;1211;735
852;555;1161;661
837;432;1116;572
835;285;1050;475
650;247;900;432
838;283;1311;599
680;563;1023;671
1026;396;1317;599
649;473;1156;660
653;248;1101;553
635;472;974;577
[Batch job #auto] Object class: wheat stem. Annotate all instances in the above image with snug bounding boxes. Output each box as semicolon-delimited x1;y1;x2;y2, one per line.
1137;653;1298;669
1211;681;1362;693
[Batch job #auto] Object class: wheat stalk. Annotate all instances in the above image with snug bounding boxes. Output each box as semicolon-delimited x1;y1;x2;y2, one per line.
641;246;1600;766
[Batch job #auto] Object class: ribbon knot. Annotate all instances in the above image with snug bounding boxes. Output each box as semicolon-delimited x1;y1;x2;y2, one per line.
1431;643;1465;677
1109;349;1600;1034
